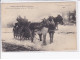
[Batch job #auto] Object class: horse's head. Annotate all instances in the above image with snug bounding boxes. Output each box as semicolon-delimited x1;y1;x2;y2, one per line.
56;15;64;25
48;16;54;22
41;16;55;27
47;16;55;25
41;18;50;27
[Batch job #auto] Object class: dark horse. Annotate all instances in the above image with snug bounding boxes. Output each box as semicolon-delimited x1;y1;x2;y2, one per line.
29;16;56;45
53;15;64;30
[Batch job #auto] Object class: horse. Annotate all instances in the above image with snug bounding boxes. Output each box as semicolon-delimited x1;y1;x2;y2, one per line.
29;17;56;45
53;15;64;30
29;22;43;42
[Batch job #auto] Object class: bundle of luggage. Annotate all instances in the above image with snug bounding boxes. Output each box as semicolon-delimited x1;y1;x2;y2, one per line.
13;16;31;40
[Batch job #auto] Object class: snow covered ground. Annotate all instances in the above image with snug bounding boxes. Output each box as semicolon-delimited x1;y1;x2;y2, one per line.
2;25;77;51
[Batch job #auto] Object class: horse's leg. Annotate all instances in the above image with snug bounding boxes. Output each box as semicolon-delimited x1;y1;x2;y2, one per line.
14;33;15;38
57;25;58;30
43;34;46;45
22;33;25;40
15;33;18;39
49;32;54;43
38;34;42;41
16;32;18;39
28;37;29;40
18;34;19;39
20;34;21;40
56;24;58;30
20;34;22;40
31;30;34;42
16;33;18;39
22;35;24;40
55;23;58;30
49;32;52;43
51;33;53;43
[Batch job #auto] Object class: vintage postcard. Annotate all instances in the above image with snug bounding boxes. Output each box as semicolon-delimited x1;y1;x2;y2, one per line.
1;2;77;51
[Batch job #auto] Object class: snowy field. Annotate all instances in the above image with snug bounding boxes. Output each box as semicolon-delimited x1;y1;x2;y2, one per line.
2;25;77;51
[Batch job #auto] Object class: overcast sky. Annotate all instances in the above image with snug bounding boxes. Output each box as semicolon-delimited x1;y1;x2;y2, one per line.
1;2;76;27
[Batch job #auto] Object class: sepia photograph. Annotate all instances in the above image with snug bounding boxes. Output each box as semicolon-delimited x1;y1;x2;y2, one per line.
1;2;77;51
